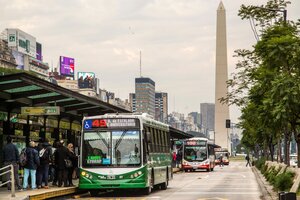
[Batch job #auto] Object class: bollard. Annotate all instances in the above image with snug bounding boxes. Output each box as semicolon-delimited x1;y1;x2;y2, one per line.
278;192;296;200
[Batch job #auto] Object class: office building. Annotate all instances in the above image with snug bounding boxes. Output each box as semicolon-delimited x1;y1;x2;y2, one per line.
155;92;168;123
200;103;215;136
134;77;155;117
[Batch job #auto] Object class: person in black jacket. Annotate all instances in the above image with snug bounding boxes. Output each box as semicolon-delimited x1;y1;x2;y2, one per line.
37;139;52;189
54;140;72;187
22;141;40;190
67;143;77;186
2;136;22;190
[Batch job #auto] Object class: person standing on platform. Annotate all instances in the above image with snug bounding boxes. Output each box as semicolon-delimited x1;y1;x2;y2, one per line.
23;141;40;190
66;143;77;186
54;140;72;187
37;139;52;189
2;136;22;191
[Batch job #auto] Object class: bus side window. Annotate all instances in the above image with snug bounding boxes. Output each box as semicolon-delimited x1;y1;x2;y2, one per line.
150;127;156;152
153;128;157;152
161;130;166;153
164;131;168;153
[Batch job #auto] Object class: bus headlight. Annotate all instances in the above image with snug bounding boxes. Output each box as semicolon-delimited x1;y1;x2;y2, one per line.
81;171;86;176
138;171;142;175
130;174;134;179
134;173;138;178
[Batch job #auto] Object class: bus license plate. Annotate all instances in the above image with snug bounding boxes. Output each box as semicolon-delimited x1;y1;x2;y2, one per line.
193;166;198;169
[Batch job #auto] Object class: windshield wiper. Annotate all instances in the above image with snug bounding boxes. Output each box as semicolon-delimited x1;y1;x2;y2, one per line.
114;130;128;150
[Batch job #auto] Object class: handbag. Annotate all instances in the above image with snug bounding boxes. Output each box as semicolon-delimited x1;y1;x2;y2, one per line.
64;159;73;168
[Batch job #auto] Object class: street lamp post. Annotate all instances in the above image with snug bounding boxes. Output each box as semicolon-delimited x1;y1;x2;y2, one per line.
254;6;287;22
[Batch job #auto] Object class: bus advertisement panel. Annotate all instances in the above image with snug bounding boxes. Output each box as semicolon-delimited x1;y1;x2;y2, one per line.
182;137;216;172
79;113;172;196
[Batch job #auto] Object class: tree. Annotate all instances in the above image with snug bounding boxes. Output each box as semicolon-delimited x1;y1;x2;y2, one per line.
221;0;300;165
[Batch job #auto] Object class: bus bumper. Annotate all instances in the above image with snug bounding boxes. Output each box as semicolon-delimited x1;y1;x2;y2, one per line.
182;164;210;170
79;176;147;189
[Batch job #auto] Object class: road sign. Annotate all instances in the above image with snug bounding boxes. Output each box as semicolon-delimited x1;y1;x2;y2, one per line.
21;106;60;115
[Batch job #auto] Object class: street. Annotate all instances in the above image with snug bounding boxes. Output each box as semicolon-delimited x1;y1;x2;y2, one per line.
71;161;262;200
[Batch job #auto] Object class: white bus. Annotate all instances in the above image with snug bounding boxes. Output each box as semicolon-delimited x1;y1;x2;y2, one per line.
181;137;217;172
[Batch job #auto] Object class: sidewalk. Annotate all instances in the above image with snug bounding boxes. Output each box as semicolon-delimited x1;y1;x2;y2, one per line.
252;166;278;200
0;180;78;200
0;168;181;200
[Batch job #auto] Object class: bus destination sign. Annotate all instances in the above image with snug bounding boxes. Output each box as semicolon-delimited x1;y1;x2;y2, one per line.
185;140;206;146
84;118;139;129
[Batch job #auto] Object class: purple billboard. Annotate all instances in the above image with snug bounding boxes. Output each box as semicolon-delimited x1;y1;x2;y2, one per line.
60;56;75;77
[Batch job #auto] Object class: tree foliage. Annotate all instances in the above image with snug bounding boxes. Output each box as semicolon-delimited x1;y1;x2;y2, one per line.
223;0;300;163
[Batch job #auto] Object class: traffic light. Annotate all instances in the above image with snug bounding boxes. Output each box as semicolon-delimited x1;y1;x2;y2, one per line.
226;119;231;128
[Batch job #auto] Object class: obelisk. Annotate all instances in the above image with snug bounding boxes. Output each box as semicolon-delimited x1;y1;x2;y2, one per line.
214;1;230;153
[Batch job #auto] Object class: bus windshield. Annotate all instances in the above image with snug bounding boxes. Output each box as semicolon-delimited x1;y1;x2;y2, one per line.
82;130;141;167
184;145;207;162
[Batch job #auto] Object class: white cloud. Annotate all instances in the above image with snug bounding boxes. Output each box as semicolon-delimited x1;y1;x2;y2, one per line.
1;0;299;122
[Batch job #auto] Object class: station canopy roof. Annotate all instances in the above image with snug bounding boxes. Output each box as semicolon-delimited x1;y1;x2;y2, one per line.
0;72;129;121
0;72;193;139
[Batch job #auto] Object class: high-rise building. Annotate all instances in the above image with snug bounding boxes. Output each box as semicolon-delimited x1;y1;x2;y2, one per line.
200;103;215;136
155;92;168;123
189;112;201;129
214;1;230;152
135;77;155;117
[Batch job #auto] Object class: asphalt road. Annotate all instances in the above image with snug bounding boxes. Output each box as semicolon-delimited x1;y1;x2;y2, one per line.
69;161;262;200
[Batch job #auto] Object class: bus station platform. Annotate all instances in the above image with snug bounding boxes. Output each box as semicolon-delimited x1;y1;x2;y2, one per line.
0;181;78;200
0;168;181;200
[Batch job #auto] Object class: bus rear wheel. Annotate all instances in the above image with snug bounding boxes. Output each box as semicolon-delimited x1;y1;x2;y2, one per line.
160;172;168;190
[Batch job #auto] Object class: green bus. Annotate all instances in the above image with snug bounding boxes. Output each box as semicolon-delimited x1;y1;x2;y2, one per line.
79;113;172;195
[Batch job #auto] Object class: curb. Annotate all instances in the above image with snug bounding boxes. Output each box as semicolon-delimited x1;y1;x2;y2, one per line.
252;166;278;200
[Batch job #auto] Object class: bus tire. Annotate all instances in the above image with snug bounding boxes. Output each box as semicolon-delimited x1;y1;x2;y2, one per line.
211;167;214;171
142;171;154;195
161;171;168;190
206;168;211;172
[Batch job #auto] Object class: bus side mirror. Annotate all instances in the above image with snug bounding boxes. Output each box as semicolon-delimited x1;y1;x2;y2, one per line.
146;132;152;143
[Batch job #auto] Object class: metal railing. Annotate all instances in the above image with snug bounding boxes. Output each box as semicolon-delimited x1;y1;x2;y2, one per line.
0;164;15;197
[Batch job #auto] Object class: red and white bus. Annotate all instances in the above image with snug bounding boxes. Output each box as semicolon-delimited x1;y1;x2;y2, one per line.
181;137;218;172
215;148;230;165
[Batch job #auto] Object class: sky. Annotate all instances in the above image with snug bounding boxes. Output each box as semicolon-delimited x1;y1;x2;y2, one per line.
1;0;299;123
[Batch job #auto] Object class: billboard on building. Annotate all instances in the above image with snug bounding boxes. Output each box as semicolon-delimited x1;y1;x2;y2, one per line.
7;29;17;47
78;72;95;89
60;56;75;77
12;50;24;70
36;42;42;61
6;29;37;58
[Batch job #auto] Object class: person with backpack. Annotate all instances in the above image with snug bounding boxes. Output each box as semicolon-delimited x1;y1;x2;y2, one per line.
22;141;40;190
2;136;22;191
37;139;52;189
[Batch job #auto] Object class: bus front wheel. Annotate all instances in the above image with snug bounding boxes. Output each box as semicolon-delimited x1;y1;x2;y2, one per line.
142;172;154;195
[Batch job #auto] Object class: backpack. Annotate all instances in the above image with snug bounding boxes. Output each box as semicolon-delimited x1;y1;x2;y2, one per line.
39;147;50;161
19;148;27;167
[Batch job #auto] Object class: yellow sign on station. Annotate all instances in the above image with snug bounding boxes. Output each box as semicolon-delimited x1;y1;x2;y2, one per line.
21;106;60;115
